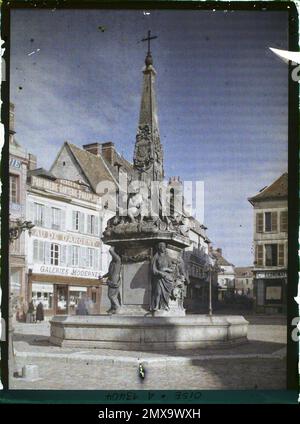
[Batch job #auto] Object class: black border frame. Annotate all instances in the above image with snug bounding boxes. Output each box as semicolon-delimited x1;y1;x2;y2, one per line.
0;0;299;404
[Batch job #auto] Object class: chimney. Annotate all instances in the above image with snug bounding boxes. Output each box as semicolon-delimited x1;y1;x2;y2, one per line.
82;142;103;156
101;142;115;165
28;153;37;171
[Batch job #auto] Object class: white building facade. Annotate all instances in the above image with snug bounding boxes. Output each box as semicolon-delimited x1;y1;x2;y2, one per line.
26;174;112;315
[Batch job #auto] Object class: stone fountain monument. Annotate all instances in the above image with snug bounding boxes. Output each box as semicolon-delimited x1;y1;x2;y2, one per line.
50;33;248;350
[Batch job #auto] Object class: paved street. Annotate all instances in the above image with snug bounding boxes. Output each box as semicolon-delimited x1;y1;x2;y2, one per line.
10;315;287;390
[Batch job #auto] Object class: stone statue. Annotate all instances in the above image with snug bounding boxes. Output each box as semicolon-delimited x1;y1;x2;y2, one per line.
102;246;122;314
173;255;190;306
151;242;175;312
127;189;149;223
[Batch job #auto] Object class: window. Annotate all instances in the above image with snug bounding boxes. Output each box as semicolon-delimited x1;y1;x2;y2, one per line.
265;244;278;266
265;212;272;232
34;203;45;226
264;211;277;232
10;174;19;203
72;211;84;232
50;243;60;266
87;215;95;234
74;211;80;231
52;208;61;230
72;245;79;266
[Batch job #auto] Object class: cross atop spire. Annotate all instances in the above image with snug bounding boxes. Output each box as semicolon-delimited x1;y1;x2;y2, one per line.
141;30;158;66
141;30;158;55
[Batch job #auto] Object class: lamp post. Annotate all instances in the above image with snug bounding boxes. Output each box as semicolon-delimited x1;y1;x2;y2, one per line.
9;218;35;378
204;253;220;317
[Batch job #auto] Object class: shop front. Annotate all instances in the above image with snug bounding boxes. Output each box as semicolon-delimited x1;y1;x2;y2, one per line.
28;272;102;316
254;270;287;314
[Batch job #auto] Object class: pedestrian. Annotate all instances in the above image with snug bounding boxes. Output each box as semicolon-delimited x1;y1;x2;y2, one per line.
26;300;35;323
36;301;44;323
76;295;88;315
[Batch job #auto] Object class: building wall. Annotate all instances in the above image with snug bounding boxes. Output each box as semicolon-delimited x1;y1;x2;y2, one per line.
25;176;114;315
50;145;90;185
9;139;29;303
235;276;254;296
252;198;287;313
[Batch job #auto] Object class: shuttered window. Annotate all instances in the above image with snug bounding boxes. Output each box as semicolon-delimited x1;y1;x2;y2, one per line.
72;245;79;266
72;211;85;232
87;215;99;236
33;239;45;263
271;212;278;232
88;248;95;268
256;245;263;266
263;211;278;233
256;213;263;233
280;210;288;232
51;208;61;230
34;203;45;226
278;244;285;266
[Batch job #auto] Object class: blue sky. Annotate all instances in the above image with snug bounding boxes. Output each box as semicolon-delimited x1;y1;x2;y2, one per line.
10;9;289;266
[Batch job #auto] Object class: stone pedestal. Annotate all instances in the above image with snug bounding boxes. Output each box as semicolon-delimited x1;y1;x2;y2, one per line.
102;230;190;316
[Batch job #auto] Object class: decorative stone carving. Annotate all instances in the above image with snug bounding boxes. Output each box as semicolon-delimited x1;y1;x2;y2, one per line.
122;253;151;263
134;125;154;172
133;124;163;180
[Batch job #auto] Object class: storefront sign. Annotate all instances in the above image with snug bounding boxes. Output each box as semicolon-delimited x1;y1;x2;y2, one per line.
31;175;100;204
256;271;287;279
39;265;101;279
31;228;101;247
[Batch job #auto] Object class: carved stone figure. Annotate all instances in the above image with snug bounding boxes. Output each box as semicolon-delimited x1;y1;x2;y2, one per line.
173;255;190;305
127;190;149;223
102;247;122;314
151;242;175;312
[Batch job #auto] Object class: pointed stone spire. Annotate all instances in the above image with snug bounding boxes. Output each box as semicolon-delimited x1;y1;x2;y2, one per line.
133;33;164;182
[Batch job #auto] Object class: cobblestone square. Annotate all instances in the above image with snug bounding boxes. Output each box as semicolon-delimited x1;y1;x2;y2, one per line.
10;314;287;390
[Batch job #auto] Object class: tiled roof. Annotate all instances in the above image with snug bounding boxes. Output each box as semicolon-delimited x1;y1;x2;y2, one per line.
66;142;134;193
248;173;288;204
66;143;117;192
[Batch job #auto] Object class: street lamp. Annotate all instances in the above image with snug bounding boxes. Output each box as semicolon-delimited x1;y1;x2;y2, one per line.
204;253;217;317
8;218;35;379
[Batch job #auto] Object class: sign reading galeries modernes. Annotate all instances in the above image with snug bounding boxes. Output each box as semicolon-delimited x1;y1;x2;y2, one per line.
34;264;101;279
